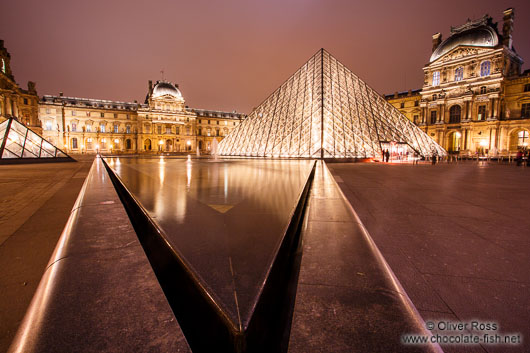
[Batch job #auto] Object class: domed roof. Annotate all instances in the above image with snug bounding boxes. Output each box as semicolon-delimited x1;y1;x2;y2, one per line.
152;81;183;100
430;25;498;63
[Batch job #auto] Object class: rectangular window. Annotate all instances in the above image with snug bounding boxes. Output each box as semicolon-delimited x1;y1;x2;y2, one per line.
114;124;119;133
114;113;118;118
100;112;104;118
45;121;53;131
198;128;202;136
478;105;486;120
175;127;180;134
72;138;78;149
126;125;131;134
72;110;76;116
216;129;220;136
522;103;530;118
432;71;440;86
400;102;405;108
157;126;162;134
86;125;92;132
24;98;28;105
100;123;105;133
208;120;211;124
413;115;419;124
217;121;220;125
480;61;491;77
71;123;77;132
524;84;530;92
86;111;90;117
430;110;437;124
46;108;51;114
414;100;419;107
454;67;464;81
166;127;171;134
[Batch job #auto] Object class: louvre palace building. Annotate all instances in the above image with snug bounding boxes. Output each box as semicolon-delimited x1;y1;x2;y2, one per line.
386;8;530;155
1;39;244;155
2;7;530;157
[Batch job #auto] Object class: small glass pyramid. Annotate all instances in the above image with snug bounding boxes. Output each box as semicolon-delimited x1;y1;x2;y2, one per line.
219;49;446;158
0;118;72;161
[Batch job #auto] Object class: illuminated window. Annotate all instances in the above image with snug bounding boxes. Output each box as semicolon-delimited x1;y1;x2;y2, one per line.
101;138;107;149
432;71;440;86
454;67;464;81
114;124;119;133
86;111;90;117
449;105;461;123
430;110;437;124
480;61;491;77
518;130;529;147
100;123;106;132
126;125;131;134
478;105;486;120
86;124;92;132
45;121;53;130
207;128;211;136
166;127;171;134
522;103;530;118
71;123;77;132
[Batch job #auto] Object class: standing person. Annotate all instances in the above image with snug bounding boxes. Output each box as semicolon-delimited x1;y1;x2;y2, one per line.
432;152;437;165
385;149;390;163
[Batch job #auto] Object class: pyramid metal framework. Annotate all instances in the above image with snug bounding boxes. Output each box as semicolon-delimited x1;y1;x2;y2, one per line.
0;118;71;160
218;49;446;158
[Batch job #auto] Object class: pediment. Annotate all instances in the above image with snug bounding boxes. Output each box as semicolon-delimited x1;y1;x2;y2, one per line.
436;46;493;63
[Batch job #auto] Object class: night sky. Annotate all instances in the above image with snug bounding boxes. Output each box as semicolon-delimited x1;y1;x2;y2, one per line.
2;0;529;113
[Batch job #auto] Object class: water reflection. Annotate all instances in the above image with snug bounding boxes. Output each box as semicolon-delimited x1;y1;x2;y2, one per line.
105;156;314;328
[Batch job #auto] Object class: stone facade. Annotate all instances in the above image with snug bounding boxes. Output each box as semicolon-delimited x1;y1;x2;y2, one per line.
386;8;530;156
38;81;244;155
0;40;40;133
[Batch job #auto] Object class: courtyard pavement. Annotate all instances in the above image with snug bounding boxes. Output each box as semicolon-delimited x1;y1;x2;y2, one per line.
328;160;529;353
0;156;94;352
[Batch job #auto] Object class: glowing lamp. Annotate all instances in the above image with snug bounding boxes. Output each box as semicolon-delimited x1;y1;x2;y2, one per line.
479;140;488;147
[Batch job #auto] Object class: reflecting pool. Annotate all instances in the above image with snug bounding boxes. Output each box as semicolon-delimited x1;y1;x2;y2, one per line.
105;156;314;329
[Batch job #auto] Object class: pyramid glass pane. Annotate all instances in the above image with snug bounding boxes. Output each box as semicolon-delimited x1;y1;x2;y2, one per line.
0;118;72;161
219;49;446;158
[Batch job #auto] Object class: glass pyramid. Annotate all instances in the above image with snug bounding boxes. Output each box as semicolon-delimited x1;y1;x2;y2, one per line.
0;118;71;161
218;49;446;158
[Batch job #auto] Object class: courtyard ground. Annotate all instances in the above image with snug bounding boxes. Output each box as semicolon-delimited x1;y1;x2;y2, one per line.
0;156;94;352
329;160;529;353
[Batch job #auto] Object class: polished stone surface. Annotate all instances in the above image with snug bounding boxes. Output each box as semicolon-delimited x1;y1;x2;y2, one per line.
105;156;314;330
329;161;530;353
288;161;441;353
0;155;94;352
8;157;191;353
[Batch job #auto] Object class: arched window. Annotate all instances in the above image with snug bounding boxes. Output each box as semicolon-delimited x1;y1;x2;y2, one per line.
480;86;487;94
454;67;464;81
480;61;491;77
126;139;131;149
432;71;440;86
449;105;461;123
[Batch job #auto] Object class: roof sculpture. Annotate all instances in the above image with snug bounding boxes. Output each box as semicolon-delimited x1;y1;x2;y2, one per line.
0;118;71;161
219;49;445;158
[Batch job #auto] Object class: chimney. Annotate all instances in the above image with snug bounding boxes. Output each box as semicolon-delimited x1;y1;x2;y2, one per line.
502;8;514;49
148;80;153;95
59;92;63;96
432;33;442;53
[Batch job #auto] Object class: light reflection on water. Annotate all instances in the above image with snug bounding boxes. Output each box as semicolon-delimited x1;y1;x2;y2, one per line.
105;156;314;326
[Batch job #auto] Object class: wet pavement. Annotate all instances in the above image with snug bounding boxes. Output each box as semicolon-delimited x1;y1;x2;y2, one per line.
105;156;314;330
329;161;530;353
